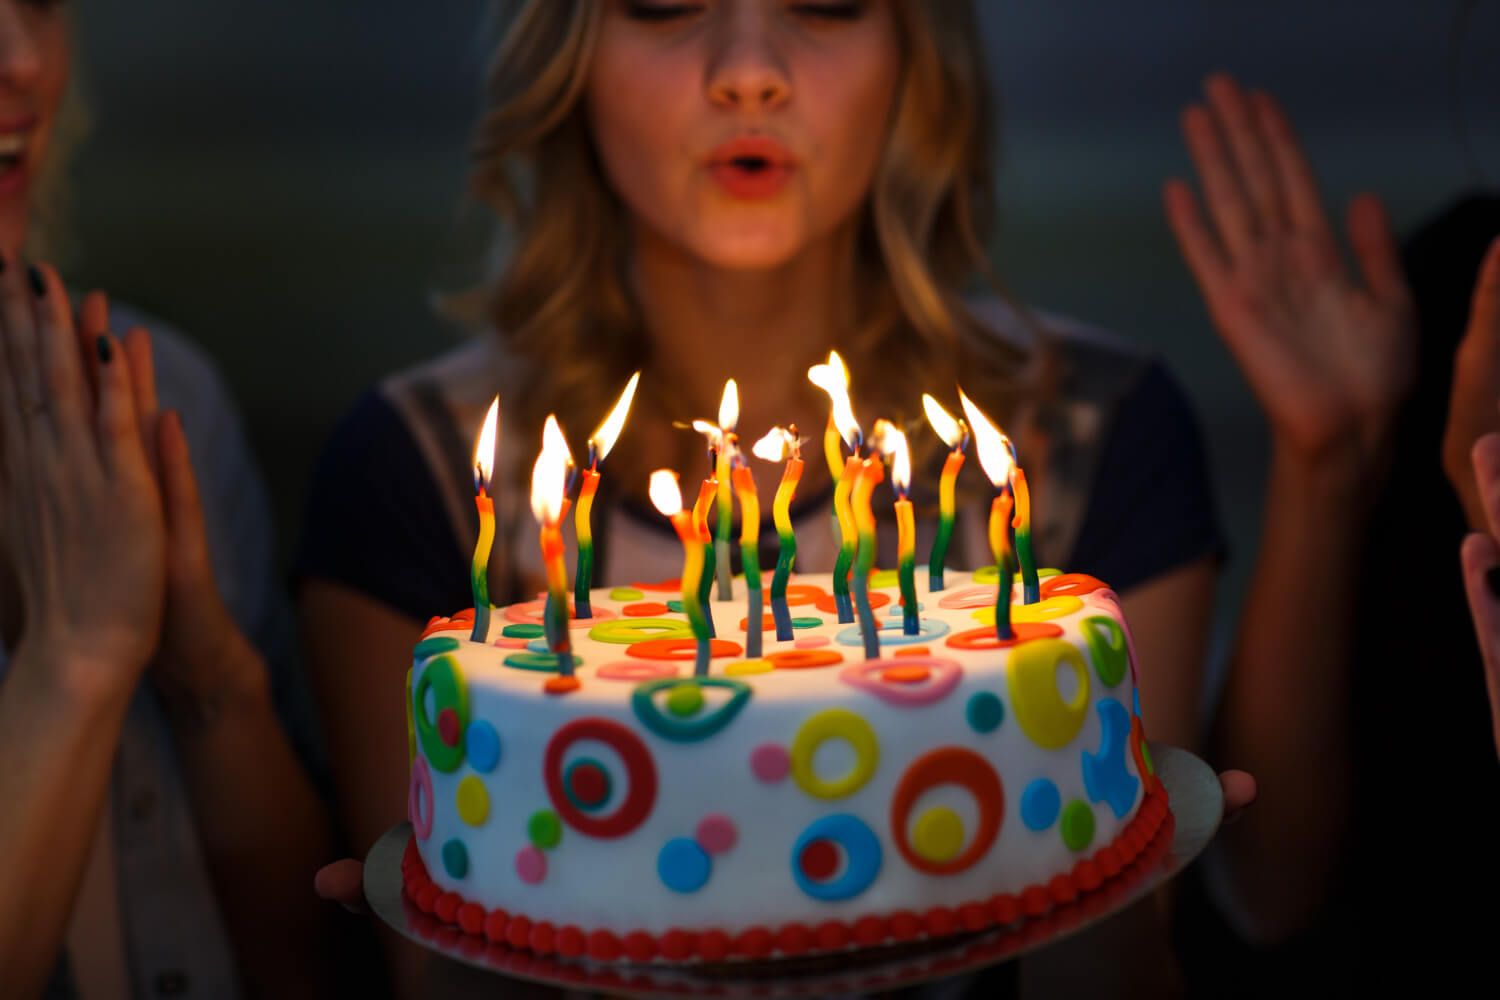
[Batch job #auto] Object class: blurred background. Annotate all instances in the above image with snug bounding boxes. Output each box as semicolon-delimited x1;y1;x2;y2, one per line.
67;1;1499;686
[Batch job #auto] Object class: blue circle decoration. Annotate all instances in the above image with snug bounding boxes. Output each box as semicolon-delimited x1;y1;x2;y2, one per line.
631;677;753;742
527;638;551;653
886;603;923;616
791;814;883;902
967;692;1005;733
658;837;712;893
836;618;950;648
1021;779;1061;831
465;721;501;774
442;838;470;878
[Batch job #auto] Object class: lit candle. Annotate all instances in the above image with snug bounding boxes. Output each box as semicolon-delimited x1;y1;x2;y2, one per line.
574;372;640;619
850;455;885;660
921;393;968;593
650;470;713;677
875;420;919;635
809;350;861;624
960;389;1017;641
752;426;804;642
469;397;500;643
1012;465;1040;604
823;414;845;555
714;381;738;600
731;459;763;658
691;475;718;638
531;415;577;674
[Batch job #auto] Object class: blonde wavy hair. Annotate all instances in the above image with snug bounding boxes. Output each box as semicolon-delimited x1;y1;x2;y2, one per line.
468;0;1041;500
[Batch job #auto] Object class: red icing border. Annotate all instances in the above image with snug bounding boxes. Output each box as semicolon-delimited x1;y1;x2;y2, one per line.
400;786;1173;964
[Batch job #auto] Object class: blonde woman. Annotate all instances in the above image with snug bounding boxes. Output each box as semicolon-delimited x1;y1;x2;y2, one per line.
303;1;1255;993
0;3;335;997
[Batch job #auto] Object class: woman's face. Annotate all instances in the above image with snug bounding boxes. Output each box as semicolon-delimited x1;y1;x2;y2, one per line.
0;0;68;257
586;0;900;271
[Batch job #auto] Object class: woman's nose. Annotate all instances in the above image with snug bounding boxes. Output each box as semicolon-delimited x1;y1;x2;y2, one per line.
705;6;791;112
0;7;43;92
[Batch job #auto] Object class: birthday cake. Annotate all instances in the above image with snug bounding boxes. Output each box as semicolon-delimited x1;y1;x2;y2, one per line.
400;567;1172;964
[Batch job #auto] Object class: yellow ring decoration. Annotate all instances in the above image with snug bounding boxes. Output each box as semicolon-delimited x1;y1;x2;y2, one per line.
1007;638;1091;749
790;708;880;800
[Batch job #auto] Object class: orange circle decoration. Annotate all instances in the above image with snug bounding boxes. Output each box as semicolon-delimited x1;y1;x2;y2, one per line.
946;622;1063;650
625;638;743;661
890;747;1003;876
631;578;682;592
623;602;672;617
767;649;846;670
815;590;890;615
785;583;829;607
1041;573;1110;598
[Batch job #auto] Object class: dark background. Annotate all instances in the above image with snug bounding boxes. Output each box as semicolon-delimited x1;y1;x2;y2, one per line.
67;1;1500;696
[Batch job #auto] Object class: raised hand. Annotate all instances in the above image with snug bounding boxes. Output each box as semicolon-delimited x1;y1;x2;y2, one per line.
1443;238;1500;530
0;262;164;697
1165;74;1417;469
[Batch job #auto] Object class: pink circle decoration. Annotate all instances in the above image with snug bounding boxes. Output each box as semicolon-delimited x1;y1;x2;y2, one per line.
408;755;434;841
937;585;1000;610
695;814;738;855
794;635;832;649
515;845;548;885
840;657;964;707
750;743;791;783
492;636;530;649
596;660;681;682
503;600;617;628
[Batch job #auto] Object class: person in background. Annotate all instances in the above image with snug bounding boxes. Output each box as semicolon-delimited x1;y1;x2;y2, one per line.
0;3;337;997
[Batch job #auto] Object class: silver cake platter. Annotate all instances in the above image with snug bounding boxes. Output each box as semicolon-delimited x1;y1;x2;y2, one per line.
365;743;1222;998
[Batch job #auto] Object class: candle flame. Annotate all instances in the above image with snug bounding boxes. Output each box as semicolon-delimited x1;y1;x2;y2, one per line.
922;393;967;450
648;469;683;517
529;414;573;523
718;379;739;432
872;419;912;495
751;426;801;463
690;418;725;454
958;387;1014;489
473;396;500;493
808;349;860;450
589;371;640;464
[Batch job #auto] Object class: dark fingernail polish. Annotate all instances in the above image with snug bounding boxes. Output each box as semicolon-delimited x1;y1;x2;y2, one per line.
26;265;44;297
96;335;112;364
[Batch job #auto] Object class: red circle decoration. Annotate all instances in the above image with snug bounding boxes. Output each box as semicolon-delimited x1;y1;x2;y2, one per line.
815;590;891;615
625;638;742;661
890;747;1004;876
544;718;658;839
799;838;840;881
569;762;610;808
1041;573;1110;598
437;708;461;747
631;578;682;593
767;649;845;670
420;608;474;639
623;602;671;617
945;622;1064;650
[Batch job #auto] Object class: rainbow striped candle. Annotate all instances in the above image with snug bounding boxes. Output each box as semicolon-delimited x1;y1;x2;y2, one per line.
530;415;576;679
875;419;919;635
824;414;844;554
573;372;639;619
753;426;803;642
959;389;1017;643
810;350;861;624
651;471;713;677
732;464;763;658
989;490;1016;641
713;381;739;601
469;398;500;642
831;455;862;624
692;477;718;639
922;394;968;593
1012;466;1039;604
850;457;885;660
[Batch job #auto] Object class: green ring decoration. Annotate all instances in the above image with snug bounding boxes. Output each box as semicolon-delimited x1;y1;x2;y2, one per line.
588;617;694;645
503;652;582;672
413;654;468;773
631;678;753;742
1082;615;1129;687
413;636;461;660
791;616;824;629
502;623;546;639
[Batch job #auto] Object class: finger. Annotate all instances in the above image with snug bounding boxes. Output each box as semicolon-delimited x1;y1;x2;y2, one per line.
0;259;52;448
1345;194;1412;310
32;263;94;457
1459;531;1500;759
1180;99;1257;258
93;329;149;480
1204;74;1287;234
76;289;108;402
1163;179;1232;301
1251;90;1335;243
122;327;159;427
0;257;30;473
1472;430;1500;542
1461;236;1500;349
313;859;367;914
157;409;212;580
1217;769;1257;825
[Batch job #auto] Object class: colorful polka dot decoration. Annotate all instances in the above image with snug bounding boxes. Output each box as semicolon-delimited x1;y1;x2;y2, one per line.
515;845;547;885
695;814;738;854
502;623;545;639
1021;779;1061;831
767;648;845;670
626;638;743;661
835;617;950;648
456;776;490;826
443;839;469;879
413;635;461;659
1060;801;1095;851
791;814;883;901
528;809;563;850
589;618;693;644
1007;639;1090;750
840;656;963;706
794;635;831;649
505;599;613;627
544;718;657;839
966;691;1005;733
408;754;434;840
563;758;613;812
750;743;791;783
610;587;645;601
890;747;1003;876
503;652;581;672
631;678;753;742
623;602;671;617
946;622;1064;650
1081;616;1129;687
465;721;501;773
970;595;1083;626
739;614;825;632
724;658;774;676
1082;698;1139;819
413;655;468;773
658;837;712;893
596;661;679;682
1040;573;1110;598
815;590;890;615
790;708;880;800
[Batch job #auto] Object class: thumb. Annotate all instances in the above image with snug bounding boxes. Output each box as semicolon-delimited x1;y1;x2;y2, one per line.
157;409;212;583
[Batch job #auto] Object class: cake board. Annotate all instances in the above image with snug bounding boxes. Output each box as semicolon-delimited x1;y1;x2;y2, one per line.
366;742;1219;998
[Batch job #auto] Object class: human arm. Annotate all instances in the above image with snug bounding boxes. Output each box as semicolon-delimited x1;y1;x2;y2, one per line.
1164;73;1416;940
